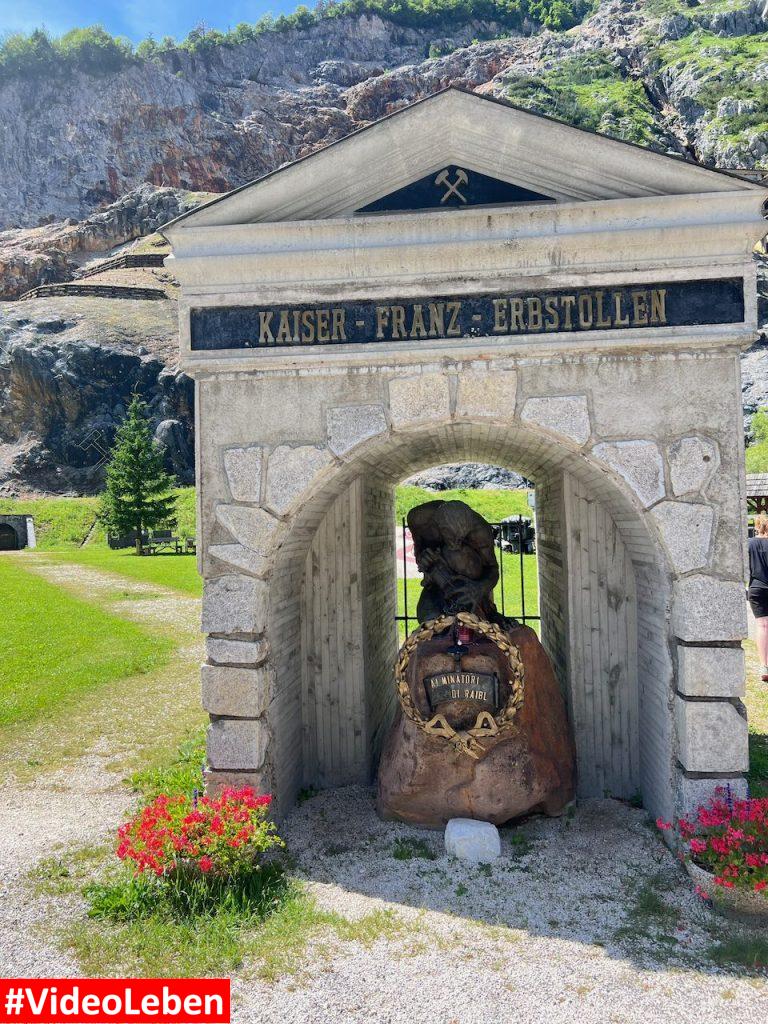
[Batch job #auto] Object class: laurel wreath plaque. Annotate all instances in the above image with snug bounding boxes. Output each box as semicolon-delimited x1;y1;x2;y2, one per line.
395;612;525;760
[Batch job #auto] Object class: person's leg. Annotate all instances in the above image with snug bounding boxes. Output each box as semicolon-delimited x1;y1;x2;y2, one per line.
755;615;768;680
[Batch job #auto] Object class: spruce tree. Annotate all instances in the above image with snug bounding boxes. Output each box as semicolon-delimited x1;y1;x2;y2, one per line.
99;394;178;554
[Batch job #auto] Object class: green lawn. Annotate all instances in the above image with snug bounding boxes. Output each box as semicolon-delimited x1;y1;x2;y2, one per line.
0;556;173;728
745;640;768;798
396;486;533;523
0;487;196;550
47;546;202;596
0;496;101;548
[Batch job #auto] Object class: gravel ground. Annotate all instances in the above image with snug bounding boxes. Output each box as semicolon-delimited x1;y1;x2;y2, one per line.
234;785;768;1024
0;770;130;977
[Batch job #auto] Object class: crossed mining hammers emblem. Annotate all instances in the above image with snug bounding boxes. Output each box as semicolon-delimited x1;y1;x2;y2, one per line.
435;167;469;204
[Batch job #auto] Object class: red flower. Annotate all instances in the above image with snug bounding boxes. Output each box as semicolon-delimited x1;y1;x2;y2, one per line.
114;787;282;880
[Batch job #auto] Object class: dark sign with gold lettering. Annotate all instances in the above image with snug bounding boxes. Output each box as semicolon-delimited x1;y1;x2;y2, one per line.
425;671;499;713
190;277;744;351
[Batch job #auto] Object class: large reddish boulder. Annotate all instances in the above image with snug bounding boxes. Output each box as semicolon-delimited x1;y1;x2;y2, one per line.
376;622;575;828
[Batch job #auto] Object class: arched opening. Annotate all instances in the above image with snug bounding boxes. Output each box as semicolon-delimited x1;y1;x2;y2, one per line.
0;524;19;550
268;420;674;820
394;469;538;640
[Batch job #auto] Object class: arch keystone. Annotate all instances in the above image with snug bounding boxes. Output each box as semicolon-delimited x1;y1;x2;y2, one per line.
388;373;450;429
327;404;388;457
456;370;517;420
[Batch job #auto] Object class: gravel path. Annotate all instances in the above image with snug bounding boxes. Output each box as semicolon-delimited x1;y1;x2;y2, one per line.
0;555;202;976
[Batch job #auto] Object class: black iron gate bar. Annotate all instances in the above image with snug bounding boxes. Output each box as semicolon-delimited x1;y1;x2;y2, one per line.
397;515;540;636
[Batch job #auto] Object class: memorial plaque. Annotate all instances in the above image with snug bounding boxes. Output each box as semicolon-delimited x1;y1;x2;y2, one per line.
190;277;745;351
425;671;499;713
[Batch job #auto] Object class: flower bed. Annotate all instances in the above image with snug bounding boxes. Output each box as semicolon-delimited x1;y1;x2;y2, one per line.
117;786;284;878
87;786;287;923
658;788;768;922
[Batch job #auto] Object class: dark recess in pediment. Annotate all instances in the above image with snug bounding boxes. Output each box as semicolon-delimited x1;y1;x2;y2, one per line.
356;164;555;214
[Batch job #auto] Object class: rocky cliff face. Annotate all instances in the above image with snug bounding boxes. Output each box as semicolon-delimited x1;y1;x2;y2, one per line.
0;0;766;495
0;296;191;496
0;0;765;230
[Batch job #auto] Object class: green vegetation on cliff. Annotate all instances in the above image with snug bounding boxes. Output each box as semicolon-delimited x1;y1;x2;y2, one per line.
0;0;593;85
505;50;661;147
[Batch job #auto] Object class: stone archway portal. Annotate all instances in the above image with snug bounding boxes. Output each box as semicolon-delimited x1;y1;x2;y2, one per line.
165;87;767;823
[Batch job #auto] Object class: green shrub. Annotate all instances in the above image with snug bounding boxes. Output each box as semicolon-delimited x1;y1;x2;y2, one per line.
392;837;436;860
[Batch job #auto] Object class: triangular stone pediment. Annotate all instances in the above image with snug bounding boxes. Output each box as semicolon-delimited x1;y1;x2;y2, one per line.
166;88;759;232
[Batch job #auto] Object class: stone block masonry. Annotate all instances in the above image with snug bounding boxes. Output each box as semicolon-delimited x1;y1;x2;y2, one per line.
189;345;752;819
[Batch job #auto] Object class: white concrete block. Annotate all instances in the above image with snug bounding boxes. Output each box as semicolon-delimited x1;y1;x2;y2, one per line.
456;370;517;419
444;818;501;864
264;444;333;516
207;718;270;771
206;636;269;666
591;440;665;507
202;664;271;717
201;574;268;635
327;404;388;456
223;445;263;503
677;645;745;698
521;395;590;446
675;697;748;773
668;436;718;496
650;500;714;573
389;373;450;428
672;575;747;642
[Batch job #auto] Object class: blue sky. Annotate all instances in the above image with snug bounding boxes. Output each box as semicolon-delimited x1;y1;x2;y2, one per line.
0;0;301;42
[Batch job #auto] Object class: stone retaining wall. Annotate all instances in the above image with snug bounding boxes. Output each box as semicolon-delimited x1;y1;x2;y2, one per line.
18;283;166;301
